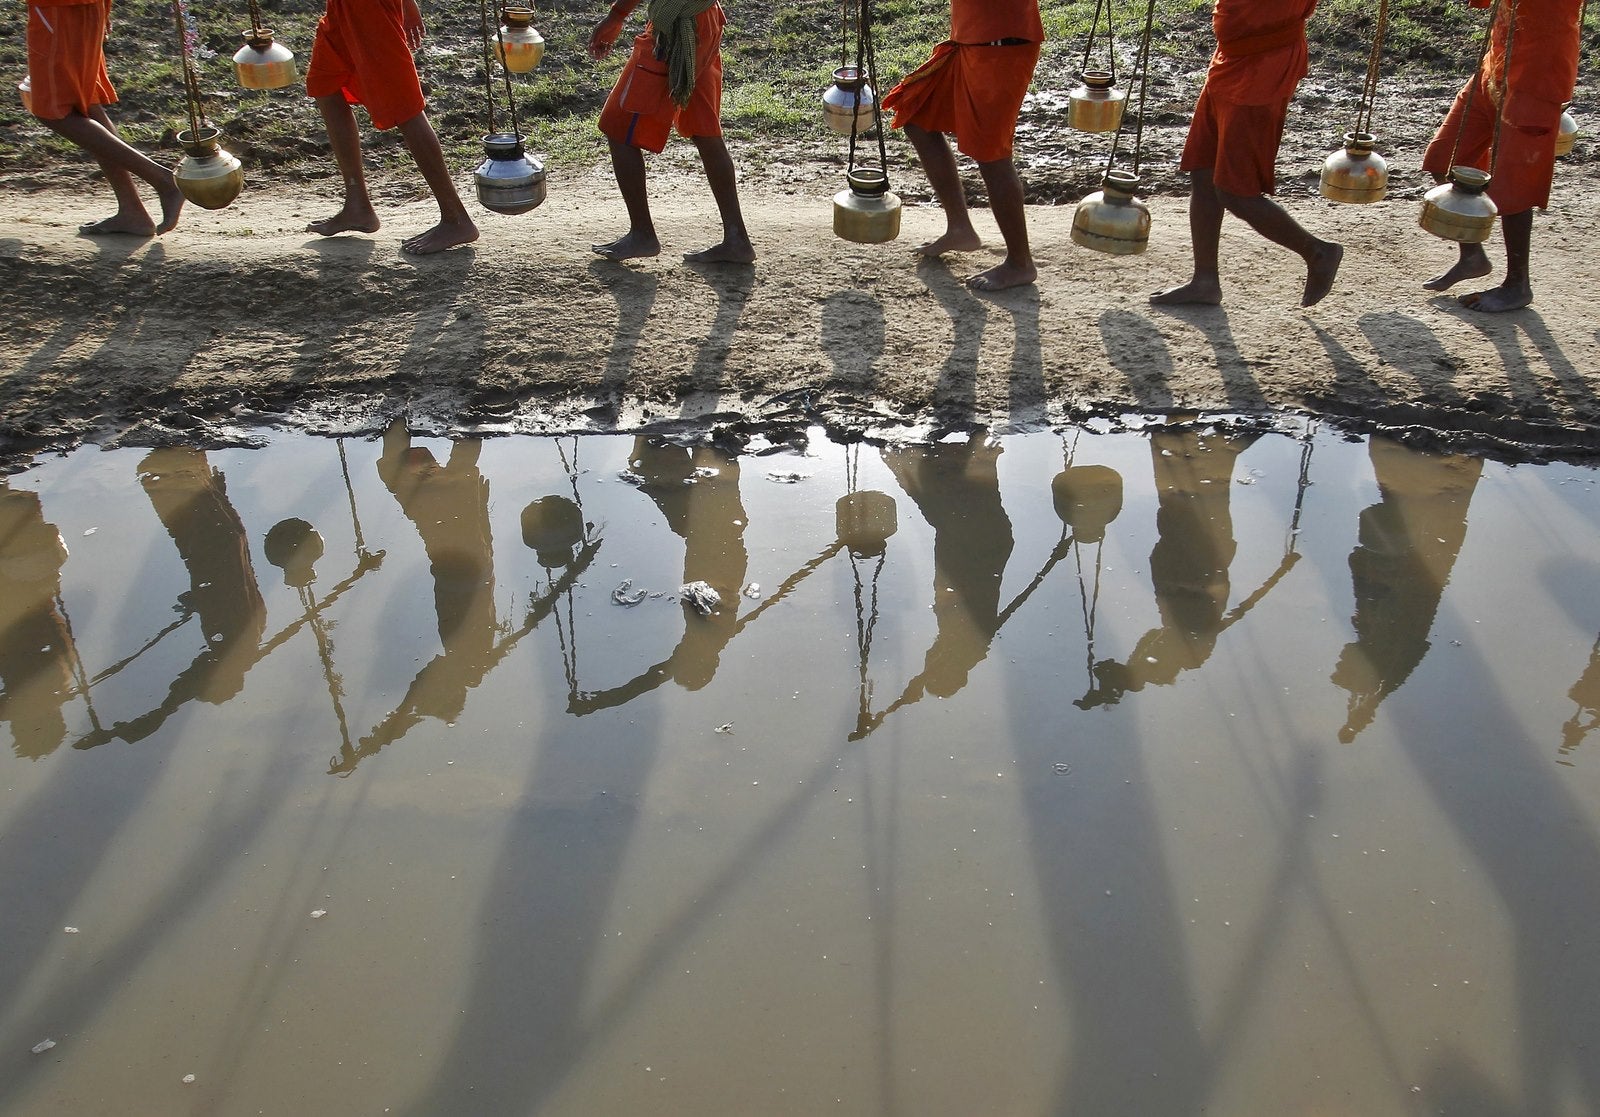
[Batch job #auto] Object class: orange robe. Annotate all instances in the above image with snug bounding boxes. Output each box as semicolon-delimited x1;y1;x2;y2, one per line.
25;0;116;121
883;0;1043;165
1422;0;1581;213
598;5;724;153
305;0;426;131
1179;0;1317;195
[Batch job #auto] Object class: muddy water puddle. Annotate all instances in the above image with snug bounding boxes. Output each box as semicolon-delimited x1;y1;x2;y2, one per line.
4;422;1600;1116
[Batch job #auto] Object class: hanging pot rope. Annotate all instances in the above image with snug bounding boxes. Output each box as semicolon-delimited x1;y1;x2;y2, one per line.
171;0;206;139
1354;0;1390;136
477;0;526;142
1080;0;1118;86
845;0;891;185
1102;0;1156;179
1447;0;1512;173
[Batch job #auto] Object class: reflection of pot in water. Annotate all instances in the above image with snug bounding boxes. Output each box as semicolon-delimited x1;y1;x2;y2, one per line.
836;490;897;558
1051;464;1122;544
522;495;586;569
264;518;324;588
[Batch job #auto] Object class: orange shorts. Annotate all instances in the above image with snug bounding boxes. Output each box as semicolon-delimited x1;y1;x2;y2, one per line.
1422;72;1561;214
26;0;116;120
305;0;425;131
1180;82;1289;195
883;39;1041;165
598;6;724;153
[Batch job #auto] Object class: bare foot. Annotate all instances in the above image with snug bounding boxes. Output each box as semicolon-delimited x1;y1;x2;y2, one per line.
684;238;756;265
156;181;184;235
79;213;156;237
592;231;661;261
401;218;480;255
914;229;983;257
1422;246;1492;291
308;204;381;237
1459;281;1533;313
1150;276;1223;306
1301;241;1343;307
968;260;1036;292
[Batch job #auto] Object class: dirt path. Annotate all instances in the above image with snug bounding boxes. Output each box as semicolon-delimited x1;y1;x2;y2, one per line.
2;165;1598;459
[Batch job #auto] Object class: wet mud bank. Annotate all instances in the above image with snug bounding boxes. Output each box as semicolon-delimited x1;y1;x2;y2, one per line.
2;174;1598;464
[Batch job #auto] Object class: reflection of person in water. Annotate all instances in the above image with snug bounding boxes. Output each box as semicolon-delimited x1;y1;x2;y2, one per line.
0;482;75;758
887;437;1014;700
1333;437;1483;742
139;449;268;707
357;423;498;745
1079;429;1256;708
1561;636;1600;764
571;438;747;713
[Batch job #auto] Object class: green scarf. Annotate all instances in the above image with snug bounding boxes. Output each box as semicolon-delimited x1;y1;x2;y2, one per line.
646;0;717;107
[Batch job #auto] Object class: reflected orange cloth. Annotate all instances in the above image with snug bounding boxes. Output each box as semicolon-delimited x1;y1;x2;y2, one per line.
883;40;1041;164
950;0;1043;45
1202;0;1316;106
1179;90;1289;195
598;5;723;153
1422;73;1563;214
25;0;116;120
305;0;425;131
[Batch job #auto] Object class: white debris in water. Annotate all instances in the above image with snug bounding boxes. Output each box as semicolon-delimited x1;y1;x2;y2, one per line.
766;471;809;484
612;579;648;607
310;910;327;919
742;583;761;599
714;724;734;735
680;581;720;616
83;527;97;536
693;466;720;479
617;470;645;486
32;1039;55;1055
182;1074;196;1085
63;926;79;934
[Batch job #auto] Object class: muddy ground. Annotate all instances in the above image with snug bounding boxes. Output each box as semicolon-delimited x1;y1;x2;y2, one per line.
2;65;1598;462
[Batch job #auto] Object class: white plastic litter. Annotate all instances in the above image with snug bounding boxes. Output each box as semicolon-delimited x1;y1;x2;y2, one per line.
31;1039;55;1055
742;583;761;599
680;581;721;616
612;579;648;607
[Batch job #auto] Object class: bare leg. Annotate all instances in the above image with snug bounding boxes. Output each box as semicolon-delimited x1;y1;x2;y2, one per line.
904;123;982;256
1421;169;1493;291
308;95;381;236
41;108;182;235
1150;168;1225;305
684;134;755;264
1460;208;1533;311
593;138;661;260
1216;183;1342;307
968;157;1035;291
396;112;479;255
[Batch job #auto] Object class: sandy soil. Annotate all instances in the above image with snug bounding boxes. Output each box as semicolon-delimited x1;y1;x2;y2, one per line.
1;157;1598;461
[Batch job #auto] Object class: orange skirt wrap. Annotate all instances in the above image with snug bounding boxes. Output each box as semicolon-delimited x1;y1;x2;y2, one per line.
1422;73;1563;214
25;0;116;121
598;5;724;153
305;0;425;131
882;39;1041;165
1179;85;1290;196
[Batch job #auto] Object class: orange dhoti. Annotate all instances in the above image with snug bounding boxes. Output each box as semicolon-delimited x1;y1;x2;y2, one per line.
305;0;425;131
883;40;1041;165
598;5;724;153
25;0;116;121
1180;89;1291;196
1422;76;1565;215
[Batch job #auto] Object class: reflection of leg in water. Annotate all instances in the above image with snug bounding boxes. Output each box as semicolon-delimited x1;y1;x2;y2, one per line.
0;483;74;758
1332;437;1483;742
886;437;1013;699
1561;635;1600;763
372;421;497;725
137;449;267;708
572;439;749;713
1079;428;1255;708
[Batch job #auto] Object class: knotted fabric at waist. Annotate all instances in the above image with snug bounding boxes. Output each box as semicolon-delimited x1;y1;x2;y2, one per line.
1216;21;1304;58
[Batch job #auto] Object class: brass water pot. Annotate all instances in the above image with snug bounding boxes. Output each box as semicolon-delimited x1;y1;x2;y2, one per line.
1419;165;1497;243
233;28;298;90
1320;131;1388;204
833;167;901;244
1068;71;1126;134
1555;105;1578;158
1071;170;1151;256
474;132;546;215
822;66;877;136
174;127;245;210
496;7;545;73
